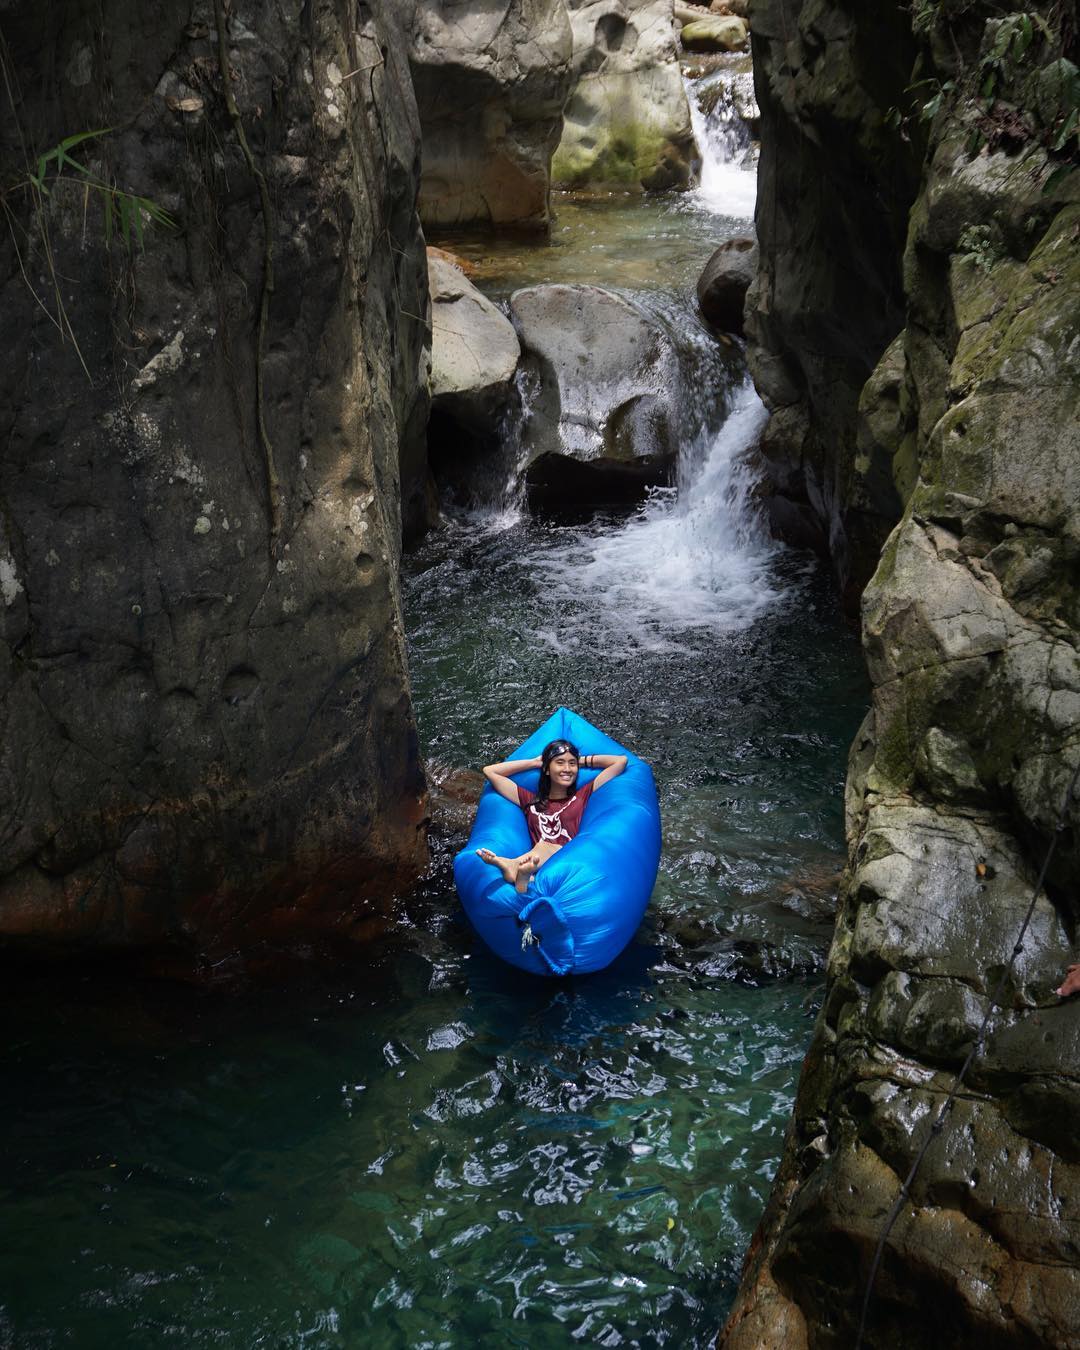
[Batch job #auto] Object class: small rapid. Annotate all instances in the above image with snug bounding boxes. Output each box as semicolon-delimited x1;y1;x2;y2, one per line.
509;381;779;652
684;60;759;219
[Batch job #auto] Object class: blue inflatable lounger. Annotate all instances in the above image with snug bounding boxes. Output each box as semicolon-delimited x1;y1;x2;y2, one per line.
454;707;662;976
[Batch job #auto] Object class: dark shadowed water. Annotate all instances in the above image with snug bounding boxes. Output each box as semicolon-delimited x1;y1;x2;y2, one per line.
1;104;868;1350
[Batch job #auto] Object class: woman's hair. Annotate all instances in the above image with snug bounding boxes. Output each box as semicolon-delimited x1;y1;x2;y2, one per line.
537;739;580;803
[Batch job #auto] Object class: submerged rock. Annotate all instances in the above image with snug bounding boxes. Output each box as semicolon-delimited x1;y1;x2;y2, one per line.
552;0;695;192
696;236;756;333
404;0;573;231
509;284;683;508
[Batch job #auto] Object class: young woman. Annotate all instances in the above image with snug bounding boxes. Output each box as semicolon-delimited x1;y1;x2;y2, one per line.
477;738;627;892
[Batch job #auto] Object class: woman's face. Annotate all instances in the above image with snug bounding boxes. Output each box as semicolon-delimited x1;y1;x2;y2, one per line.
548;752;579;791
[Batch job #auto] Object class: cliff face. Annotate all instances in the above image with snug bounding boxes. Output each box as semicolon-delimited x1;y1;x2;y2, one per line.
746;0;921;604
728;3;1080;1346
0;0;431;959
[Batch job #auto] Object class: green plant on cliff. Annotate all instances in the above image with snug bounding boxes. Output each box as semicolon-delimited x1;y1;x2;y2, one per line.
898;5;1080;163
1;123;176;379
955;222;1004;271
21;129;176;245
977;11;1039;99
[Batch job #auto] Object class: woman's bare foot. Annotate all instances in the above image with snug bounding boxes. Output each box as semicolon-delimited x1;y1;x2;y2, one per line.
1056;964;1080;997
477;847;519;888
513;852;542;893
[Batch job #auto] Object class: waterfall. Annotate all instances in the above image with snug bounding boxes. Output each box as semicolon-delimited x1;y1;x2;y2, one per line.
520;380;783;652
684;62;759;220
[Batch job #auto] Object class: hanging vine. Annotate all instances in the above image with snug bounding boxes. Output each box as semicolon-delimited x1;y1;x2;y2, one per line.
211;0;283;551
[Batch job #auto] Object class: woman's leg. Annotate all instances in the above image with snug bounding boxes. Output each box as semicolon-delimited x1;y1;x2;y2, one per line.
477;842;562;892
511;841;562;892
476;848;521;888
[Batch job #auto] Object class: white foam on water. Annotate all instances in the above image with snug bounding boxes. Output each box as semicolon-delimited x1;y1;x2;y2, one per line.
685;70;758;221
520;382;784;653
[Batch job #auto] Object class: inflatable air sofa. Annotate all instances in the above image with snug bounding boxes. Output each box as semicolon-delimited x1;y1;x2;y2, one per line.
453;708;661;976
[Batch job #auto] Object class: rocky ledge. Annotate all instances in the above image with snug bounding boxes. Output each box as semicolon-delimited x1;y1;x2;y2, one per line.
725;2;1080;1345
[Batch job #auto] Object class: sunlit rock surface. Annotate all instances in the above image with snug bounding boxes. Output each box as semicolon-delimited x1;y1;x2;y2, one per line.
404;0;573;231
727;2;1080;1345
552;0;694;192
0;0;430;959
510;283;685;508
426;249;522;501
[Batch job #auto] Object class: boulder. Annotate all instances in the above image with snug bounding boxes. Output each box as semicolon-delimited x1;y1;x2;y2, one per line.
429;251;520;420
426;250;522;502
509;284;683;508
552;0;695;192
696;236;756;333
404;0;573;231
681;16;749;51
0;0;430;960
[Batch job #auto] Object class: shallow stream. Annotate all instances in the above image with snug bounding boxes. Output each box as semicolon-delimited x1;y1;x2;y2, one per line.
1;72;869;1350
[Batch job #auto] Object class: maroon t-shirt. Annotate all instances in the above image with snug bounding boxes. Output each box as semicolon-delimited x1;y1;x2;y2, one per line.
517;780;594;847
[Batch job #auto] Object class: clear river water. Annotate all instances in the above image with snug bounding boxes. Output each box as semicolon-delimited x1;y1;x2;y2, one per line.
1;71;869;1350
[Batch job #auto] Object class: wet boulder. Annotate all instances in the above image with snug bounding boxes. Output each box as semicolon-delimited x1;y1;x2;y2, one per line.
429;251;520;432
681;15;749;52
509;284;683;510
426;250;522;504
404;0;573;231
552;0;695;192
697;237;757;334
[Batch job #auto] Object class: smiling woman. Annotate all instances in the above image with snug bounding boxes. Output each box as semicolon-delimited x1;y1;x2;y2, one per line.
477;737;628;891
454;708;661;976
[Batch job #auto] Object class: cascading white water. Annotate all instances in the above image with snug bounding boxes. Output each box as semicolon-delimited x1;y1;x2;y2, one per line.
685;64;759;219
517;379;781;653
448;55;782;646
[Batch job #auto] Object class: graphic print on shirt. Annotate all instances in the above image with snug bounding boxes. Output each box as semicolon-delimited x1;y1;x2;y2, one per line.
533;795;577;844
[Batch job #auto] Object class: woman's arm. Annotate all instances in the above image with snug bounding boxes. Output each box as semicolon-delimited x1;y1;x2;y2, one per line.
581;753;628;792
483;757;542;804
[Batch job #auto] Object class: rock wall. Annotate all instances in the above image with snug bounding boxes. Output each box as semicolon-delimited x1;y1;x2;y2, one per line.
552;0;695;191
746;0;921;605
405;0;574;231
0;0;432;961
727;3;1080;1346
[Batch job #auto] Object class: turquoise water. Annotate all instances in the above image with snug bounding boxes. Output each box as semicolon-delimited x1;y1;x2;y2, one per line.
0;188;867;1348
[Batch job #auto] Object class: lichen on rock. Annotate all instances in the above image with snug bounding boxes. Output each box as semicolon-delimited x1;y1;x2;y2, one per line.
552;0;695;192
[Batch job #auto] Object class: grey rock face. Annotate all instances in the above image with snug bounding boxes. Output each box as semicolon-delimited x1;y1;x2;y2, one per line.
404;0;574;231
745;0;921;605
0;0;430;958
552;0;694;192
696;236;756;334
509;284;682;507
427;250;522;502
724;5;1080;1347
